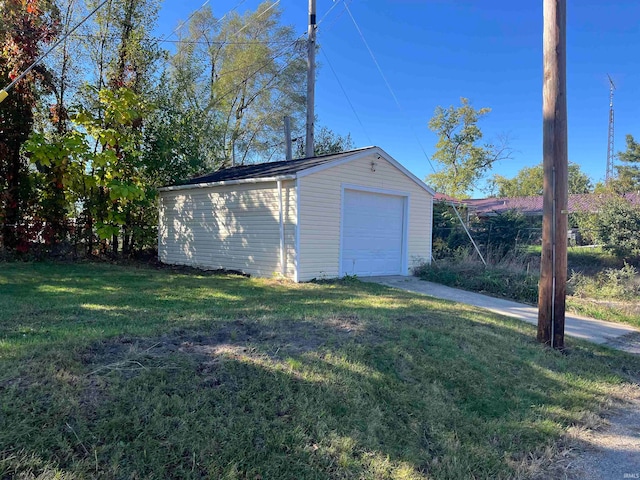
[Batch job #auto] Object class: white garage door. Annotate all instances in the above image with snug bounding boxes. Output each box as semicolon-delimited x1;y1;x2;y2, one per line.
341;189;405;276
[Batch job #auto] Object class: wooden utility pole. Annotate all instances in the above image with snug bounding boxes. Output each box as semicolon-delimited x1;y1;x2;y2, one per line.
538;0;568;349
305;0;316;158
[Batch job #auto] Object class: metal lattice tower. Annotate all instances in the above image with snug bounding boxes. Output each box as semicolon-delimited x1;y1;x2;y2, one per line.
606;74;616;184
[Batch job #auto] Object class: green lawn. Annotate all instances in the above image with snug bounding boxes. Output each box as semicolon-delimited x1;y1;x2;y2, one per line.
1;262;638;479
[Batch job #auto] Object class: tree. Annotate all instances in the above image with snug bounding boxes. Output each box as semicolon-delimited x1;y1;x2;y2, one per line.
474;210;530;259
295;125;354;158
79;0;162;255
594;196;640;261
28;0;84;247
426;97;510;198
141;75;215;186
612;134;640;193
0;0;59;250
170;2;307;166
491;162;593;197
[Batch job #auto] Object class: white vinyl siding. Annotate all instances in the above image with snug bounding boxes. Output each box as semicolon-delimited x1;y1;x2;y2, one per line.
159;181;296;278
298;152;432;281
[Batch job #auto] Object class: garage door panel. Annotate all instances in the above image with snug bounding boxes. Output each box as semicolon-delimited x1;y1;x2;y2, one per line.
341;190;405;276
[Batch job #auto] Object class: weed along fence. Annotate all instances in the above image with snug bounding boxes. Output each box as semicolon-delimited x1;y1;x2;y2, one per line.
432;203;608;261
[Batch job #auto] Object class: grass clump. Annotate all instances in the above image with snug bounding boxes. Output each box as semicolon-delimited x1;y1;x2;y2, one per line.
567;262;640;327
568;262;640;301
419;246;640;328
414;250;539;304
0;262;638;479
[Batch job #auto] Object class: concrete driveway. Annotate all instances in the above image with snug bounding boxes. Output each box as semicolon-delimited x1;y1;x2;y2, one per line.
364;275;640;354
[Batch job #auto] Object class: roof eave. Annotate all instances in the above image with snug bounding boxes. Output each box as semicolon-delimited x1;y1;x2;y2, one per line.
158;175;296;192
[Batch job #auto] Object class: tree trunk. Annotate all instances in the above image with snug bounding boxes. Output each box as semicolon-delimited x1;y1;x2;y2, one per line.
2;147;22;250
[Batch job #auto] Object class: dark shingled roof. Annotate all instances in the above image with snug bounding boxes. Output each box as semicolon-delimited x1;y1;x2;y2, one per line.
183;147;376;185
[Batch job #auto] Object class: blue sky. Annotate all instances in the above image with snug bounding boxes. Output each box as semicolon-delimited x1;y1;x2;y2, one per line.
156;0;640;197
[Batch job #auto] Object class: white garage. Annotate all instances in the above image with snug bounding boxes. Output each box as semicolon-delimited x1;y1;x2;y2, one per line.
158;146;434;282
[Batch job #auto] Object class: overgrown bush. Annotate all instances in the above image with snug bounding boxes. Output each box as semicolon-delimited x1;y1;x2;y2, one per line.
594;197;640;261
431;201;471;258
569;212;599;246
413;250;539;304
432;204;541;261
568;262;640;300
474;210;532;259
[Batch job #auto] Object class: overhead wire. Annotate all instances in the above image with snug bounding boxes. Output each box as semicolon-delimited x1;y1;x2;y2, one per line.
157;0;248;69
342;0;437;175
341;0;487;265
49;33;296;46
0;0;110;103
157;0;215;45
198;32;306;108
319;48;372;145
317;0;343;26
230;0;281;38
318;0;352;32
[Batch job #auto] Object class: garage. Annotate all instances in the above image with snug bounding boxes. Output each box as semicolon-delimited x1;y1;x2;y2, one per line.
158;146;434;281
341;189;406;276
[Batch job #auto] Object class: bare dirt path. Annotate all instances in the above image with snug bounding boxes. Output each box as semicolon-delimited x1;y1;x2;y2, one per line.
567;385;640;480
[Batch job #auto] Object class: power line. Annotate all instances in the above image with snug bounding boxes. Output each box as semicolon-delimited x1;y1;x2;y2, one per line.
341;1;437;175
317;0;346;26
156;0;285;88
157;0;215;44
319;48;372;145
200;32;306;109
1;0;110;103
229;0;281;39
318;0;351;33
59;33;295;46
341;1;486;264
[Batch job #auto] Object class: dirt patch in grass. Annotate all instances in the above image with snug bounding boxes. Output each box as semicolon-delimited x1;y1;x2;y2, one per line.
81;316;376;374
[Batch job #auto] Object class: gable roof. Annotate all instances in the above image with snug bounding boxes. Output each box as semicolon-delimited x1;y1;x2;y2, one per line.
463;193;640;216
159;146;436;195
183;147;376;185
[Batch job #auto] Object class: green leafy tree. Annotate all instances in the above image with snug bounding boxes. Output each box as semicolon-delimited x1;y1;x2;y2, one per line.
27;88;154;255
427;97;510;198
612;134;640;193
594;196;640;261
80;0;162;255
295;125;354;158
77;88;150;252
20;0;88;249
141;76;216;187
491;162;593;197
170;2;307;166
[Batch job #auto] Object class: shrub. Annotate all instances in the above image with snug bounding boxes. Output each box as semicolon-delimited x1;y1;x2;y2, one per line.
474;210;531;259
568;262;640;300
594;197;640;261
